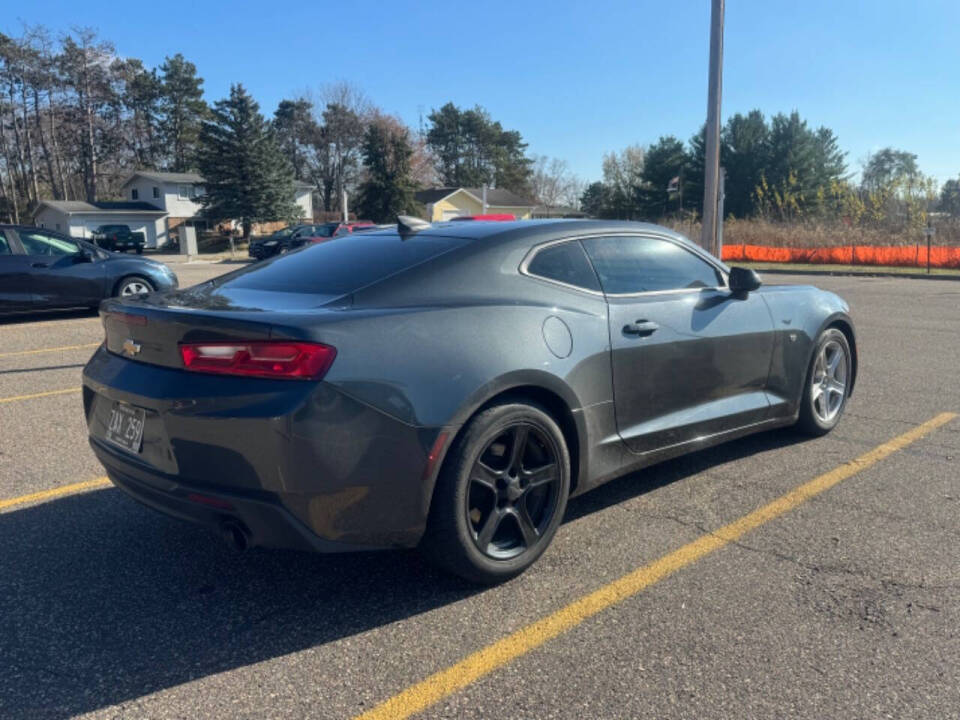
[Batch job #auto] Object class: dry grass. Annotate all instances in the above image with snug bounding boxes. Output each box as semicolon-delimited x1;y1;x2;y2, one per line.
662;217;960;248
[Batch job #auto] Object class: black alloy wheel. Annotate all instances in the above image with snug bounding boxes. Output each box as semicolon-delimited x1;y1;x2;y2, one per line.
422;401;570;584
466;422;562;560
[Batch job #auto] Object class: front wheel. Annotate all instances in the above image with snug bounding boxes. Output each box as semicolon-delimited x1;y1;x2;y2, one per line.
116;276;155;298
797;328;852;436
421;401;570;584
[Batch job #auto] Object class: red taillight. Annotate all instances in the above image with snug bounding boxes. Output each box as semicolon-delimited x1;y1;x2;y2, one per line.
179;341;336;380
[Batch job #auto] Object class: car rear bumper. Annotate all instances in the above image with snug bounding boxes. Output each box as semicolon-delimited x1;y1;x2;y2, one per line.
82;346;444;551
91;436;369;553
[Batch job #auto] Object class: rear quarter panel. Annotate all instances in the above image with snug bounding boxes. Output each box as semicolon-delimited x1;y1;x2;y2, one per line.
317;284;612;429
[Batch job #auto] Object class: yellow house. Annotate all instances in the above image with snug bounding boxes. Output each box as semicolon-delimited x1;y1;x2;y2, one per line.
415;187;536;222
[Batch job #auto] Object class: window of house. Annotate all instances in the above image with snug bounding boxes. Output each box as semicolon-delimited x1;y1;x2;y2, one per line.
581;235;723;295
525;241;601;292
131;188;139;200
153;186;160;198
178;185;192;199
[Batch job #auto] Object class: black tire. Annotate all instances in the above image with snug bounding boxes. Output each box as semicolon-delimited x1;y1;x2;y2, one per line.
421;401;571;584
797;327;852;436
115;276;155;298
135;247;143;255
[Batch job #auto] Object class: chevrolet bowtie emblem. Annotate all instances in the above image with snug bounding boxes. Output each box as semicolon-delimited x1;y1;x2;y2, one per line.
122;339;142;357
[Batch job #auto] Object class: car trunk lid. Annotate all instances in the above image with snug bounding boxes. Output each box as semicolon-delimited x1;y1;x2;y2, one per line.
100;285;336;371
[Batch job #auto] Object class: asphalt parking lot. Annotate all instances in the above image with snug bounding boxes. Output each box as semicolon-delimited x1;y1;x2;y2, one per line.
1;264;958;719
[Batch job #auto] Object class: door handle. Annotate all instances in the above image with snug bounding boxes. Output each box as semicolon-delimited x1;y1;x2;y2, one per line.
32;262;50;268
622;319;659;337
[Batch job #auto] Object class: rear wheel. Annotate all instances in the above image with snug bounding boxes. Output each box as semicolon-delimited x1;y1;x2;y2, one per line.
797;328;852;435
422;401;570;584
116;276;154;298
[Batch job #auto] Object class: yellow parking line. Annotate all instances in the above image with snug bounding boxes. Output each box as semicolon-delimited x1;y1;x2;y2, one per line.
0;342;100;359
0;387;82;404
354;411;957;720
0;477;111;512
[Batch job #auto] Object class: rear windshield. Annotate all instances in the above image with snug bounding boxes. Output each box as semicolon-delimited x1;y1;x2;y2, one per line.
223;232;469;295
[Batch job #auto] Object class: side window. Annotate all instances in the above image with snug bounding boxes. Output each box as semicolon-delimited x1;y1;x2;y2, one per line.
581;235;722;294
18;230;80;257
526;240;601;292
0;229;11;255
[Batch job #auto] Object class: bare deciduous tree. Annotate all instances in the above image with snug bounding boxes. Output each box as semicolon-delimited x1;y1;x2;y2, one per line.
530;154;583;208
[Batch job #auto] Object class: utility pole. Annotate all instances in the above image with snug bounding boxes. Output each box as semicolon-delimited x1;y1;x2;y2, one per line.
700;0;725;255
342;189;348;223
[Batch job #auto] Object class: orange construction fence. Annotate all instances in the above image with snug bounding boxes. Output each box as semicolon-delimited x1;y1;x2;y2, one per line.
720;244;960;269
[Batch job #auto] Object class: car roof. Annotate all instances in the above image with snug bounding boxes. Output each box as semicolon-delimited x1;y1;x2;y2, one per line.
375;218;697;247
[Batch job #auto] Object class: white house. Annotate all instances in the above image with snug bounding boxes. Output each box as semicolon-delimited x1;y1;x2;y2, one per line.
33;171;315;249
121;171;207;224
33;201;168;247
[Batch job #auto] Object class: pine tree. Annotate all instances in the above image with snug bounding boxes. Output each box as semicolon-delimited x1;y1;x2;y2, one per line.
196;84;298;237
426;102;532;195
356;118;419;223
158;54;207;172
721;110;770;218
637;136;689;218
579;181;609;218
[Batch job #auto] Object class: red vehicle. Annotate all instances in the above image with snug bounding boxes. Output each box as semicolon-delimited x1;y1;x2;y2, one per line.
449;214;516;222
307;221;377;243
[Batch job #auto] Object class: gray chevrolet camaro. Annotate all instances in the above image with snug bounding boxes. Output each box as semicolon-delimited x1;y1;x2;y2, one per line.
82;219;856;583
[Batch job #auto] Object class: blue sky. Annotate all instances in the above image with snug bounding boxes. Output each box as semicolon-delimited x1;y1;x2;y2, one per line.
13;0;960;185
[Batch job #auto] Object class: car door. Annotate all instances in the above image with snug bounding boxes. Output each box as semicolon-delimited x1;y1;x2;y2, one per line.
0;228;37;311
14;228;106;308
582;234;775;455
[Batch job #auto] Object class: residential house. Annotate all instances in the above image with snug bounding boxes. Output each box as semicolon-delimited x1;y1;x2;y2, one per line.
33;171;314;248
33;201;169;247
414;187;536;222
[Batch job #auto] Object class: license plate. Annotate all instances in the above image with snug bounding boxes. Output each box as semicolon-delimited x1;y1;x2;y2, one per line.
104;402;146;454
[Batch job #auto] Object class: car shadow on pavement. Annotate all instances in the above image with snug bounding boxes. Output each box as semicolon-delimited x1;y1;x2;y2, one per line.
0;429;809;719
565;427;808;523
0;308;98;326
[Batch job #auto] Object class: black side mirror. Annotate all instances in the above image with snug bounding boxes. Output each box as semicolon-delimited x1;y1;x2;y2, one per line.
728;266;762;293
74;248;94;263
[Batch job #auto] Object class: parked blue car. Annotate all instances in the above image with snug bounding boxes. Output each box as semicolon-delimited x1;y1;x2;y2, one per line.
0;225;178;313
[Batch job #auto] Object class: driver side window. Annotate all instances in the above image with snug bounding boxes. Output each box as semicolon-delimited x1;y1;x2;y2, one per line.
19;230;80;257
581;235;723;294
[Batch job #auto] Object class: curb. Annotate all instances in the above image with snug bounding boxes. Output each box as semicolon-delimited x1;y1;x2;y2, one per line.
752;267;960;282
